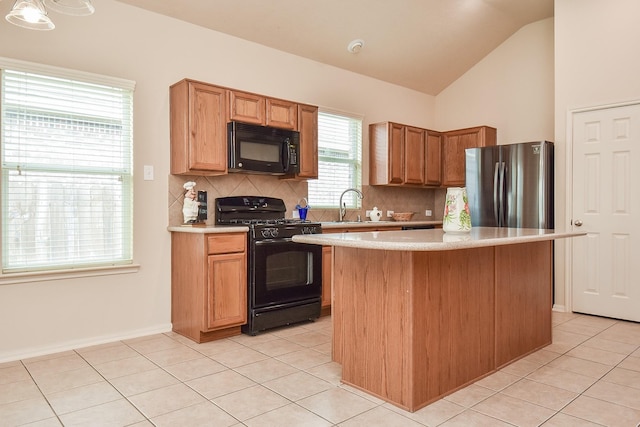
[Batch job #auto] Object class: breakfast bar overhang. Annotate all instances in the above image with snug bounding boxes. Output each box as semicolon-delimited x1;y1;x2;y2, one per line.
293;227;584;412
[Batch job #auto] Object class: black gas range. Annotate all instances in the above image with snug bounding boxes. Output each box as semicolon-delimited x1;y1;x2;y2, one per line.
215;196;323;335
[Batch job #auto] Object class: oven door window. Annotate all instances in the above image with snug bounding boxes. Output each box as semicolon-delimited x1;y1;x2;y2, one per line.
253;240;322;307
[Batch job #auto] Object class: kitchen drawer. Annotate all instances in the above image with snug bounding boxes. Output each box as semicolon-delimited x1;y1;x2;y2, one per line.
208;233;246;254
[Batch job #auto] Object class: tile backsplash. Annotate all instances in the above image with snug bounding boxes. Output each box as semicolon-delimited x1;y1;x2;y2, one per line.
169;174;445;226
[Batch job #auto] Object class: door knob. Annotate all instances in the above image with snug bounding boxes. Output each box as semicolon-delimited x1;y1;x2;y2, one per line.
574;220;583;227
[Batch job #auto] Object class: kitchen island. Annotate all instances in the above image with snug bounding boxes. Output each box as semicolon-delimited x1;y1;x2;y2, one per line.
293;227;583;412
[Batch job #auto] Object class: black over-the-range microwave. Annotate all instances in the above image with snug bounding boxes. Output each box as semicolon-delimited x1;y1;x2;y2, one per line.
227;121;300;175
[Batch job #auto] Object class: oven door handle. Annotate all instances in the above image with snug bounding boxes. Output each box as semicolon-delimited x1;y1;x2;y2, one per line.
254;237;294;245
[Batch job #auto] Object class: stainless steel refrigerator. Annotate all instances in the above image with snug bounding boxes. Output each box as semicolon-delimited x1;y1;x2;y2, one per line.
465;141;554;229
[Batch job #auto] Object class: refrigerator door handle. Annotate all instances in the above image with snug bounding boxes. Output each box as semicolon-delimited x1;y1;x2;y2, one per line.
493;162;500;226
498;162;506;227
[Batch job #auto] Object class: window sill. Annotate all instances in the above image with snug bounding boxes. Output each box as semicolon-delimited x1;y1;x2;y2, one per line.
0;264;141;286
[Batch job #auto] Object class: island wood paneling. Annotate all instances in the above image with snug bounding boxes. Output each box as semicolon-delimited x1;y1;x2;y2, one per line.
412;248;494;405
495;241;553;367
332;241;551;412
334;248;413;407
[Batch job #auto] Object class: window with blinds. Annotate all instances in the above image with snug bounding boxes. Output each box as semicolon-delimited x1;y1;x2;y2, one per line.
308;110;363;209
1;62;134;273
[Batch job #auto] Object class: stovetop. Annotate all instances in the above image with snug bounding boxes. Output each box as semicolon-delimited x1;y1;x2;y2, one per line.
215;196;321;238
218;218;311;226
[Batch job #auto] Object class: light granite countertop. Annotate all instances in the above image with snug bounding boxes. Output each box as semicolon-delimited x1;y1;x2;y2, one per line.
319;220;442;229
167;225;249;234
167;220;442;234
292;227;585;251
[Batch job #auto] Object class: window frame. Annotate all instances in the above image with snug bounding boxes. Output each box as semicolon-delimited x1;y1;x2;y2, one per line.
308;109;363;209
0;57;139;283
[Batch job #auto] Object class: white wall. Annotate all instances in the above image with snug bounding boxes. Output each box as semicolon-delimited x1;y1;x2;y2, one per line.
436;18;554;144
553;0;640;308
0;0;434;361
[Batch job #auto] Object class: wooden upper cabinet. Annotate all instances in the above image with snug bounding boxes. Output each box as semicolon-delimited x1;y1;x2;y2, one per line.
266;98;297;130
370;122;427;186
229;90;298;129
295;104;319;179
425;131;442;186
170;79;227;175
170;79;317;178
370;122;404;185
228;90;265;125
404;126;426;185
442;126;496;187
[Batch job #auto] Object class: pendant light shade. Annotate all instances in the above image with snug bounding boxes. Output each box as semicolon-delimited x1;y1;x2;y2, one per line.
43;0;94;16
5;0;55;30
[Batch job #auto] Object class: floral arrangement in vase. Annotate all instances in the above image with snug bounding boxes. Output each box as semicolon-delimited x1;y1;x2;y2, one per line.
443;187;472;233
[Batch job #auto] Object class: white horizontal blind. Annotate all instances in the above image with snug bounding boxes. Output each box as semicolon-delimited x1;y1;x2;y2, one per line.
1;66;134;273
308;110;362;208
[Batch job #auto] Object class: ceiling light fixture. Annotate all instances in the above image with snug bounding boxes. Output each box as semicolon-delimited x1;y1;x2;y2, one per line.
347;39;364;54
5;0;54;30
5;0;94;30
43;0;94;16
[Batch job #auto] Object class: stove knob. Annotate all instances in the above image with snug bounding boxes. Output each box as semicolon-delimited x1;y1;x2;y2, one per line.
270;228;279;238
261;229;271;239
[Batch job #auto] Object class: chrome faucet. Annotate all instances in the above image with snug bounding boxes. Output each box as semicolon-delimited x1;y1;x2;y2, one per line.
338;188;364;222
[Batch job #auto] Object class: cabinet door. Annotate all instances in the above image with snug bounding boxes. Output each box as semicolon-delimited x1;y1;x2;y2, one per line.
296;104;319;179
207;252;247;330
425;131;442;186
388;123;405;184
229;90;265;125
170;80;227;174
404;126;425;185
267;98;298;129
442;126;496;187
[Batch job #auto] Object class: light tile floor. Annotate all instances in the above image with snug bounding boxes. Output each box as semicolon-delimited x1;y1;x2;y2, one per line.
1;312;640;426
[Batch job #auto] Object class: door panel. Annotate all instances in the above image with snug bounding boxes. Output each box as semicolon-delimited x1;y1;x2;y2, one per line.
571;103;640;321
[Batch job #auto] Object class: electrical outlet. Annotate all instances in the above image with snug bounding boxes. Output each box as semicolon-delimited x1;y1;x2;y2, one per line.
365;210;372;218
425;209;432;217
387;210;394;217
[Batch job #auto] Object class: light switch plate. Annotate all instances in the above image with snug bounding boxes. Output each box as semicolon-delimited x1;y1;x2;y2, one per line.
143;165;154;181
425;210;432;216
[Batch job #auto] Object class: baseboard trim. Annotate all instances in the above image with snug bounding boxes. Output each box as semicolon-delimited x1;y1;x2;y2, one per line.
552;304;567;313
0;323;173;363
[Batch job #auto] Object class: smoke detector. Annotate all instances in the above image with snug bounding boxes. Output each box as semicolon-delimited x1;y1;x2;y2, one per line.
347;39;364;54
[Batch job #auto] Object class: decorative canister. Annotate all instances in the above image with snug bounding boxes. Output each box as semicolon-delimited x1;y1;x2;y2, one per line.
443;187;472;233
370;207;382;222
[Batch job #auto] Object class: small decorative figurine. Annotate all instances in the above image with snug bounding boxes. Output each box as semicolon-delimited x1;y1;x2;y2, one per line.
182;181;200;224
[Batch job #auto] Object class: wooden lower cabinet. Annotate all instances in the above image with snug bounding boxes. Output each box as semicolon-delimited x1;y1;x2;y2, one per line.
332;241;552;412
171;232;247;343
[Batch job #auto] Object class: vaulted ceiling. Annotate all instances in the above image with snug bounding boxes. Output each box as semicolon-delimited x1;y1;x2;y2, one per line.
116;0;553;95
